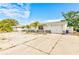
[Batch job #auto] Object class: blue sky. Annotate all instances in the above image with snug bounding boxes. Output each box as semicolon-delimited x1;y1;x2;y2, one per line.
0;3;79;25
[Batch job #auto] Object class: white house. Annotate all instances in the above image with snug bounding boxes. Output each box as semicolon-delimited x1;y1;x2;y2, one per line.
43;21;68;34
12;20;73;34
12;25;26;32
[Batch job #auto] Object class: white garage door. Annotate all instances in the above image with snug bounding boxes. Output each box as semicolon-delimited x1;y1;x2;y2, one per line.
51;26;63;34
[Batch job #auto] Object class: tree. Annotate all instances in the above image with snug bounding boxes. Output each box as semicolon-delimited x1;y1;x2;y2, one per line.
26;21;43;30
26;25;31;29
30;21;41;29
0;19;19;32
1;19;19;26
62;11;79;30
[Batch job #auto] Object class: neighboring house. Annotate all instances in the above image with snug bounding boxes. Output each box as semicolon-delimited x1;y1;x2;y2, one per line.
12;25;26;32
43;21;68;34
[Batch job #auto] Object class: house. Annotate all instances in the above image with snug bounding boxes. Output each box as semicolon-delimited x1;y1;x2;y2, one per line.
12;21;73;34
43;21;69;34
12;25;26;32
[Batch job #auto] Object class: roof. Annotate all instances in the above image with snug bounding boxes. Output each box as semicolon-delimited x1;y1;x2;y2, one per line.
43;20;67;26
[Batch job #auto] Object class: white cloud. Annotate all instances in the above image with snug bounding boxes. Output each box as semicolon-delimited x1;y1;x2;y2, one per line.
0;9;30;19
0;3;31;20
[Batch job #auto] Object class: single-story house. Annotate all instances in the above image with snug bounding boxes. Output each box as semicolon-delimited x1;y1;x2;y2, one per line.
12;21;73;34
42;21;73;34
12;25;26;32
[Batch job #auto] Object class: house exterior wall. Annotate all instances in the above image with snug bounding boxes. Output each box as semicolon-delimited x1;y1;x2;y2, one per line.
51;25;63;33
12;26;23;32
43;21;68;34
67;27;73;33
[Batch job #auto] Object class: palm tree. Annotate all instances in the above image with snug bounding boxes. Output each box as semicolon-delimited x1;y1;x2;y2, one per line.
26;25;31;29
30;21;41;29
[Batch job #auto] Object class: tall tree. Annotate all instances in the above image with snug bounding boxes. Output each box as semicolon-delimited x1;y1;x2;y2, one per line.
62;11;79;30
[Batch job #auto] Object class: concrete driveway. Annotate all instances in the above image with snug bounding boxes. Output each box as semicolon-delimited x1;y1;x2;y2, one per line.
0;32;79;55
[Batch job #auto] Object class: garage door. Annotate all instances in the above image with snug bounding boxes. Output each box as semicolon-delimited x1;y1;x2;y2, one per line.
51;26;63;34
